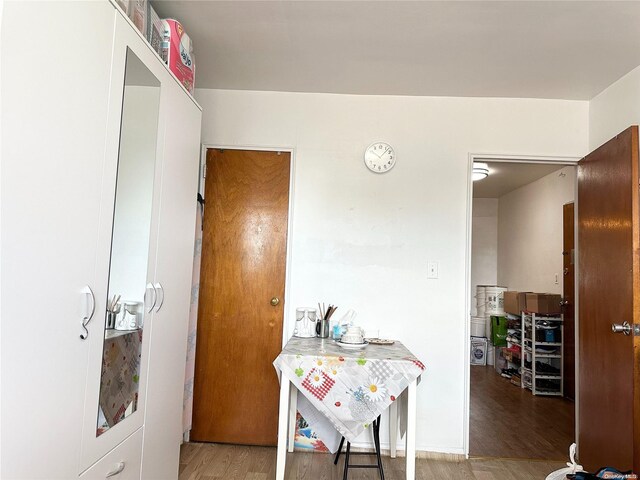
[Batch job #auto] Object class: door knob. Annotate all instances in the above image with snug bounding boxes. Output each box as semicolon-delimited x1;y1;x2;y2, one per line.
270;297;280;307
612;321;631;335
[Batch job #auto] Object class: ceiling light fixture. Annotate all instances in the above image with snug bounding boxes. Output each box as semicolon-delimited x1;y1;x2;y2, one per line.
472;162;489;181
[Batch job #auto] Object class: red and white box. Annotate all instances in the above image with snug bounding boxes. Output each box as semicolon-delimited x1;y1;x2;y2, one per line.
161;19;195;94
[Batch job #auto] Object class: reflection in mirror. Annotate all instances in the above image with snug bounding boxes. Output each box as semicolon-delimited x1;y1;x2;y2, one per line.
97;49;160;436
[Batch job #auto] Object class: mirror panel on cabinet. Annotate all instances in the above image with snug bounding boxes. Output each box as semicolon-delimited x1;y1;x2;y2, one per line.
97;48;160;437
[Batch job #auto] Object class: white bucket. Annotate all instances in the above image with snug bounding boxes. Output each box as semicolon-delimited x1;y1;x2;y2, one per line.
485;286;507;315
484;313;492;339
470;316;486;337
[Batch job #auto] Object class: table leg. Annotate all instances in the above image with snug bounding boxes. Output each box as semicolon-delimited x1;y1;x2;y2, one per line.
405;379;417;480
288;386;297;453
389;399;398;458
276;376;291;480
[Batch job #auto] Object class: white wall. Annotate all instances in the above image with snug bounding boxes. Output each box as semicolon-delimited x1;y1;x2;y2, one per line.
471;199;498;315
590;65;640;150
195;88;588;454
497;166;575;294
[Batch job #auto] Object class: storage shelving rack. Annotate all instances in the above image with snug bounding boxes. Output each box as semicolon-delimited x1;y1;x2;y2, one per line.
504;313;523;380
521;312;564;396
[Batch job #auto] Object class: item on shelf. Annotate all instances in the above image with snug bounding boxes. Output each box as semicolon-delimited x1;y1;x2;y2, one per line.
525;293;562;314
535;326;561;343
491;315;508;346
505;331;521;345
128;0;147;35
500;367;519;379
503;346;521;362
535;361;561;375
147;4;163;57
162;19;195;93
504;291;530;315
470;336;488;366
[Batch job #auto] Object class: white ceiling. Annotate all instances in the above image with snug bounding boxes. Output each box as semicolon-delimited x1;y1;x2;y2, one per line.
152;1;640;100
473;162;569;198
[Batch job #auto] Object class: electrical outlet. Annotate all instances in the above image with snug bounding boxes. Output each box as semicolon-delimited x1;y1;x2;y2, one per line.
427;261;439;279
555;273;559;285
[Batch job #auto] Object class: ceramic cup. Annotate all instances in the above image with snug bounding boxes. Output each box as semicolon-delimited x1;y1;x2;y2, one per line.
341;326;364;344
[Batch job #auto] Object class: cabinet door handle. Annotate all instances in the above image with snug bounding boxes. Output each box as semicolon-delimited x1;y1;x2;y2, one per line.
105;461;125;478
80;285;96;340
154;282;165;312
145;283;157;313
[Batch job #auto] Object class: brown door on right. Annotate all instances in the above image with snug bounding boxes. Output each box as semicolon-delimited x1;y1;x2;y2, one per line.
191;149;291;446
578;126;640;471
562;202;575;401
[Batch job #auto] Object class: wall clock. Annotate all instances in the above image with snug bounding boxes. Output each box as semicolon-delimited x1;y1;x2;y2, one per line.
364;142;396;173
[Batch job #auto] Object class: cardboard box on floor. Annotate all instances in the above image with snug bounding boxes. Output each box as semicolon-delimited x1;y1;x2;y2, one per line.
525;293;562;315
504;291;530;315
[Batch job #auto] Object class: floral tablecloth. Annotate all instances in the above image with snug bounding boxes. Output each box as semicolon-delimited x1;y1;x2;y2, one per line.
273;337;425;444
99;329;142;429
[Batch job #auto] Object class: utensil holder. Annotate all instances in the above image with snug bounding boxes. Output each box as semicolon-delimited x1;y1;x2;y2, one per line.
106;311;117;330
316;318;330;338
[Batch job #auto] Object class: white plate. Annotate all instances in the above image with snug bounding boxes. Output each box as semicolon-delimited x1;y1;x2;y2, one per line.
336;340;369;350
365;338;395;345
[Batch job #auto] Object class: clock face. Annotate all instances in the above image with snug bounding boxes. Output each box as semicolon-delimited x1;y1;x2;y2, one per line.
364;142;396;173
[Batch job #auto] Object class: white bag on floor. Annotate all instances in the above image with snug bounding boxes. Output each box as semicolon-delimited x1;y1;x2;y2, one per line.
545;443;584;480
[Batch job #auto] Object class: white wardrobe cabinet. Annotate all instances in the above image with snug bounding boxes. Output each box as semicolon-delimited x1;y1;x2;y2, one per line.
79;429;144;480
1;1;118;478
141;74;202;479
1;1;202;479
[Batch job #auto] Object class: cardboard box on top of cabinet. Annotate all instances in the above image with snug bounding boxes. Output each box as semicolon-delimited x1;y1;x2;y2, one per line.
162;19;196;94
504;291;530;315
130;0;148;36
525;293;562;314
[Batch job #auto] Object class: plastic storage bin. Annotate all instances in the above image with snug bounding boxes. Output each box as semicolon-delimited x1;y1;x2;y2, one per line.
470;336;488;366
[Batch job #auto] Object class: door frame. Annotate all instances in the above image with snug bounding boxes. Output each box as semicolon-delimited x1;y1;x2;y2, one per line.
463;152;581;457
199;143;296;348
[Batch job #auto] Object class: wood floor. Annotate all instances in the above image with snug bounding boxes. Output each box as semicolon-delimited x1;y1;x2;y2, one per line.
179;442;565;479
469;365;575;460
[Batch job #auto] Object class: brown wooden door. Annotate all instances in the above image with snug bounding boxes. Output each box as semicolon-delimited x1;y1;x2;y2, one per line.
191;149;291;446
562;202;575;401
578;126;640;471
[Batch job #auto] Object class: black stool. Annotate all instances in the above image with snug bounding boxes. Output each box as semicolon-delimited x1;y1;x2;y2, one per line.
333;415;385;480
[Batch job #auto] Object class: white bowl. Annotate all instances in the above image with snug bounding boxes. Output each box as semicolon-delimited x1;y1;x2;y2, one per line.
341;334;364;344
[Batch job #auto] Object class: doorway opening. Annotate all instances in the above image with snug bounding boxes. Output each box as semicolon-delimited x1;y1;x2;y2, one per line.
467;158;578;460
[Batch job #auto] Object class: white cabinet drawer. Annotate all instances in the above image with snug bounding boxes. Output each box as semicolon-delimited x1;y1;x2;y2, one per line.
80;428;143;480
